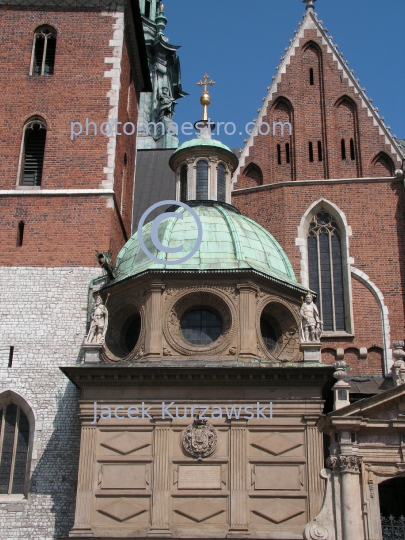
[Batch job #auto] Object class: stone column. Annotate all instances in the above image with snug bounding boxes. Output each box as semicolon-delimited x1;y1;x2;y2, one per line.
209;156;219;200
228;420;249;536
149;419;172;537
186;157;195;200
237;283;259;358
69;426;97;537
304;417;325;520
144;283;165;358
327;455;364;540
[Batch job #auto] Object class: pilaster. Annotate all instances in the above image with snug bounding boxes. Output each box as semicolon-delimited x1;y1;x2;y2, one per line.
69;426;97;537
227;420;249;536
304;416;325;520
144;283;165;358
237;283;259;358
148;419;172;536
209;156;219;200
187;157;195;200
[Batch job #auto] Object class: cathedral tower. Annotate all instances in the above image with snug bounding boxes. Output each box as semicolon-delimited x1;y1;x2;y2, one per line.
137;0;187;149
0;1;150;537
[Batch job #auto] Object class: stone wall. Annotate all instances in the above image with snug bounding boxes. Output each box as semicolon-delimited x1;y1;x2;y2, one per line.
0;266;98;540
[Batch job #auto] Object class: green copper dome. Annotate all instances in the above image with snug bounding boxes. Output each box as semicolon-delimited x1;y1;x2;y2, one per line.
112;202;301;290
174;137;233;153
169;138;239;170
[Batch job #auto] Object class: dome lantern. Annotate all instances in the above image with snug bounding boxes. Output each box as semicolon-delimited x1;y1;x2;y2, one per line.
169;75;239;204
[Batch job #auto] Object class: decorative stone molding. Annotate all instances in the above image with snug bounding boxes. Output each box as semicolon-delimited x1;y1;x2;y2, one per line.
351;266;392;374
256;294;301;362
163;287;237;356
303;469;335;540
181;417;217;460
102;295;146;362
332;361;351;410
326;455;362;473
295;199;354;335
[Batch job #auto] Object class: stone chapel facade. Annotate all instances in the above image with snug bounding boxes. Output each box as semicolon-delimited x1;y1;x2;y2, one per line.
0;1;405;540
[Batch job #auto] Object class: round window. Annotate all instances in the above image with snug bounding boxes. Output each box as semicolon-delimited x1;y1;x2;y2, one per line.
260;317;279;353
181;309;222;345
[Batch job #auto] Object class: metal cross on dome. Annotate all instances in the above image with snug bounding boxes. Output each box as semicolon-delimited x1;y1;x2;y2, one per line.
303;0;317;10
196;74;215;92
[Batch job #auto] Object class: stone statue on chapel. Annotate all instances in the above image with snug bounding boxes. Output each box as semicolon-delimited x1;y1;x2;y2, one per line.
157;86;176;119
300;293;323;342
392;341;405;386
85;295;108;345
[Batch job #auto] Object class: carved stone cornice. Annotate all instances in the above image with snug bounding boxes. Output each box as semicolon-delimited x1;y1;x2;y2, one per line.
326;454;362;473
61;365;334;389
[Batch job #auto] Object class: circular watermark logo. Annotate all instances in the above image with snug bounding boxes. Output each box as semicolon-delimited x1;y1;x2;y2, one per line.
137;200;203;265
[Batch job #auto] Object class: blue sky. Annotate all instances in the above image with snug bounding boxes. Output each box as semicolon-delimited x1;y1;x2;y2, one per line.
162;0;405;148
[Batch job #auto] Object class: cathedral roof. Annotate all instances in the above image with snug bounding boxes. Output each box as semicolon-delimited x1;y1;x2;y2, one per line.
233;5;404;181
112;201;303;291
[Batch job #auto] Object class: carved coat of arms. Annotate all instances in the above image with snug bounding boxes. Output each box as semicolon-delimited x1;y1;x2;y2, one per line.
181;416;217;460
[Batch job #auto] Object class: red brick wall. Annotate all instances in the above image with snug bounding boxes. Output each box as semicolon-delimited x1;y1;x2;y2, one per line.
114;35;139;238
0;9;113;190
236;28;400;188
233;26;404;376
1;196;116;266
232;180;405;376
0;8;142;266
320;278;384;376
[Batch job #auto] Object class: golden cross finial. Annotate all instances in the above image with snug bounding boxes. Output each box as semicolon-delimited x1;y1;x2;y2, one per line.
196;74;215;122
197;74;215;92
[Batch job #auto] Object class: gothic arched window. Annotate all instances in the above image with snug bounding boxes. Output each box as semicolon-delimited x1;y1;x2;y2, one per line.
196;160;208;200
31;26;57;76
308;212;345;331
0;403;30;494
217;163;226;202
20;118;47;186
180;164;188;202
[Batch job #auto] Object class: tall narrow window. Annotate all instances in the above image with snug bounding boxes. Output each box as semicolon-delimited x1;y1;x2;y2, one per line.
0;404;30;494
341;139;346;160
31;26;56;76
277;144;281;165
309;68;314;85
350;138;355;161
180;164;188;202
21;119;47;187
8;347;14;368
309;142;314;162
318;141;323;162
196;160;208;200
308;212;345;332
145;0;151;18
217;163;226;202
285;143;290;164
17;221;24;247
